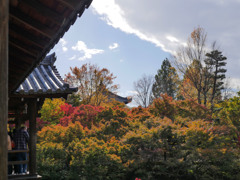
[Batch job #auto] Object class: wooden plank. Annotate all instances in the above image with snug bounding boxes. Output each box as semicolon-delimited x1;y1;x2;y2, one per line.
9;41;38;58
10;6;56;38
8;150;29;153
8;160;28;165
8;174;42;180
9;57;32;70
0;0;8;179
9;26;46;49
21;0;64;24
9;46;36;63
9;37;39;57
56;0;77;10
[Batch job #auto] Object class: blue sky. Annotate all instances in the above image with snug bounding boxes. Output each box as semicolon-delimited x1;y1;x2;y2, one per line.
50;5;169;106
50;0;240;106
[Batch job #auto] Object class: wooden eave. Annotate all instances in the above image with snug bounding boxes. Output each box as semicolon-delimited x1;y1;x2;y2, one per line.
9;0;93;93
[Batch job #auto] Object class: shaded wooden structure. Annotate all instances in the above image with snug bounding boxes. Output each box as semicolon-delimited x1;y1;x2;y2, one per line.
8;53;77;179
0;0;93;179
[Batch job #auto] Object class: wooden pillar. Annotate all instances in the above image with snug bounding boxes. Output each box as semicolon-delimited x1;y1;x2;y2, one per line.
0;0;8;179
28;99;37;175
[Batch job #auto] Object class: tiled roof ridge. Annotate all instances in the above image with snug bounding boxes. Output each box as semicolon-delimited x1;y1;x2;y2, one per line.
15;53;77;96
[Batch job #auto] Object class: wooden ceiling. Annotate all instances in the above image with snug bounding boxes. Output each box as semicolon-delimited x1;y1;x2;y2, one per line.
9;0;92;93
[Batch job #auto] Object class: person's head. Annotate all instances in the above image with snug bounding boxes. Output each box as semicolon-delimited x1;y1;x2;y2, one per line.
21;125;27;131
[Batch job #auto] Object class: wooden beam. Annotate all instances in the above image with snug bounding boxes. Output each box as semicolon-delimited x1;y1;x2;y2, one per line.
10;6;56;38
9;46;37;62
28;99;37;175
10;53;34;66
20;0;64;24
9;41;37;58
0;0;8;179
9;64;30;77
8;160;28;165
56;0;78;10
9;36;40;57
9;25;47;49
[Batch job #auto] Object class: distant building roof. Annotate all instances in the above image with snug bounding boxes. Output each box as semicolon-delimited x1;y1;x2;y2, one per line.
15;53;77;96
107;91;132;104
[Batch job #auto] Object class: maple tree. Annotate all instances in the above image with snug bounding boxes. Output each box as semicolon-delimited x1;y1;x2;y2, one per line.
65;63;118;106
39;98;65;125
36;84;239;179
175;27;207;104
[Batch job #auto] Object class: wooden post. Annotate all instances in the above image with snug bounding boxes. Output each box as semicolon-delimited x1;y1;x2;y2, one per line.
0;0;8;179
28;99;37;175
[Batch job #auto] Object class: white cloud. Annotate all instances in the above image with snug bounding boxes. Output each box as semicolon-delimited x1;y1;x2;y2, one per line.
72;41;104;61
109;43;119;50
91;0;170;53
62;47;68;52
59;38;68;52
91;0;240;82
229;78;240;90
166;36;179;43
69;55;76;60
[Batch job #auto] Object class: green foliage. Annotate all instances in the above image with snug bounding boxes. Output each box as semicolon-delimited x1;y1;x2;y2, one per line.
37;96;240;180
152;58;179;99
37;143;69;180
39;98;65;125
205;50;227;110
150;94;176;120
70;137;126;179
214;91;240;132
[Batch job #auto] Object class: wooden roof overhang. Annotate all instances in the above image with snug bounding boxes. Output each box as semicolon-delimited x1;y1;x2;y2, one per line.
9;0;92;93
9;53;78;113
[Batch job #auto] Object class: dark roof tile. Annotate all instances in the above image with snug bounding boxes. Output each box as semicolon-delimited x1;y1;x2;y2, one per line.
15;53;77;95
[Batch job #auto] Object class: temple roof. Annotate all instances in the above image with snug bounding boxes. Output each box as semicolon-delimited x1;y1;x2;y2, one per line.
107;91;132;104
15;53;77;96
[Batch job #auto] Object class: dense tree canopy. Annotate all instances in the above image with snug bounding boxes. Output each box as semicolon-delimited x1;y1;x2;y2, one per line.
65;63;118;106
152;58;179;99
37;92;240;180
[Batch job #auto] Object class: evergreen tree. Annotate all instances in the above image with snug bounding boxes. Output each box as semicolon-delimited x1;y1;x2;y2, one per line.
205;50;227;110
152;58;179;99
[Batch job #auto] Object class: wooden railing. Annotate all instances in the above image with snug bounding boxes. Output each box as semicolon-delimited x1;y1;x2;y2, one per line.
8;149;29;165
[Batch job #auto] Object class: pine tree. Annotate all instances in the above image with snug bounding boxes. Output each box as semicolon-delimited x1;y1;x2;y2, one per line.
152;58;179;99
205;50;227;110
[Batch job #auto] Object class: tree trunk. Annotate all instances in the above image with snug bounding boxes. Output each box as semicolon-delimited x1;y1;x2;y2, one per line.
197;90;201;104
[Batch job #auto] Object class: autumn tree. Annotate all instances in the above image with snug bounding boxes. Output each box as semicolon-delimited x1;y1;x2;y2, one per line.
39;98;65;125
175;27;228;108
134;74;154;108
65;63;118;106
152;58;179;99
174;27;207;104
